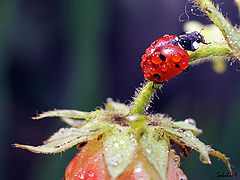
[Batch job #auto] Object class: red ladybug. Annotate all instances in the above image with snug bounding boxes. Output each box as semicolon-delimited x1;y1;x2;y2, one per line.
141;31;207;83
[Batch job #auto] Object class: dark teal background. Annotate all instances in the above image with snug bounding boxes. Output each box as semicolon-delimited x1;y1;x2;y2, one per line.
1;0;239;179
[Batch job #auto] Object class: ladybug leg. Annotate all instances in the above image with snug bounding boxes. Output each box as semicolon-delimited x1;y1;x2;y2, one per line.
152;82;157;89
152;81;166;90
183;67;189;72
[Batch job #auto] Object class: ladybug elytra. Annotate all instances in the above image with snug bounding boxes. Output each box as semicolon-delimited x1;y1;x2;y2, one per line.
141;31;207;83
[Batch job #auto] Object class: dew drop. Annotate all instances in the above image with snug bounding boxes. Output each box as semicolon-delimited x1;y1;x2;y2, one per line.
183;131;193;138
176;168;188;180
127;115;139;122
152;54;162;64
114;143;119;148
172;53;181;62
146;148;152;153
161;63;168;72
180;61;188;69
184;118;196;126
174;155;181;167
89;172;95;177
163;34;170;39
199;154;209;164
146;60;152;64
134;165;142;173
142;54;147;61
79;170;85;179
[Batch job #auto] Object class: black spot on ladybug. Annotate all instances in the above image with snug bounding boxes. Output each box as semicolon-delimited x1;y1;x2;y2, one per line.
175;64;180;68
153;73;161;80
159;54;166;61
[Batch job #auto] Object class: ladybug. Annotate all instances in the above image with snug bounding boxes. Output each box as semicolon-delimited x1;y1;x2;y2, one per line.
141;31;207;83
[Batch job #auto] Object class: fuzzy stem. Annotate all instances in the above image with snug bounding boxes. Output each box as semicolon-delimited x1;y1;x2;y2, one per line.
189;44;233;65
194;0;240;59
129;81;160;115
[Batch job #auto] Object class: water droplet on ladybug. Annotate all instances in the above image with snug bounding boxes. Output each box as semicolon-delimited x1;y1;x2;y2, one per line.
161;63;168;72
142;54;147;61
163;34;170;39
151;54;162;64
172;53;182;62
181;61;188;69
146;60;152;64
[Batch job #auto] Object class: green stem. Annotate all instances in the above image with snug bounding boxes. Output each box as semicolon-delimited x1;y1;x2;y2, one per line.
189;44;233;65
129;81;160;115
194;0;240;59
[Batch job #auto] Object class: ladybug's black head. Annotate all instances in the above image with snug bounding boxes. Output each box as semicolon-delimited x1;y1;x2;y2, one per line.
178;31;208;52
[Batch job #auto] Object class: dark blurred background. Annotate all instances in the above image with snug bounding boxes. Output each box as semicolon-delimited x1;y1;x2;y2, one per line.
1;0;240;179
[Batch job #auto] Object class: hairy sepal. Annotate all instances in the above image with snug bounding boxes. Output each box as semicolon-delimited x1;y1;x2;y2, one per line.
14;120;109;154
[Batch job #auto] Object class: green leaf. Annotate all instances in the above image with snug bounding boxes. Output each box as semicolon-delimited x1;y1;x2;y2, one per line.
33;109;91;120
139;129;169;180
103;128;137;179
14;120;109;154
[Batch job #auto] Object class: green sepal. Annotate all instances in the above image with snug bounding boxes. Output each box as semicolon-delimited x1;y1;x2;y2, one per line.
103;127;137;179
60;117;86;127
14;120;109;154
139;128;169;180
173;119;202;136
105;98;129;115
164;126;211;164
33;109;91;120
208;149;232;176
